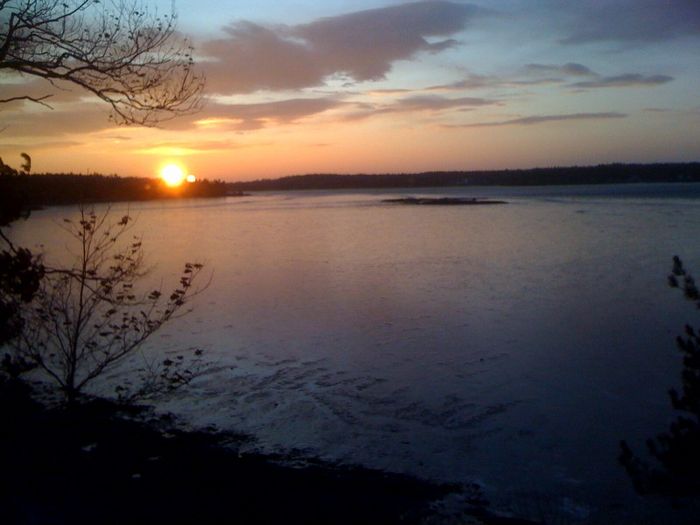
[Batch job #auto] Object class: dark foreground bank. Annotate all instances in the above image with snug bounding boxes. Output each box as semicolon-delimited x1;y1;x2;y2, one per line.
1;381;539;525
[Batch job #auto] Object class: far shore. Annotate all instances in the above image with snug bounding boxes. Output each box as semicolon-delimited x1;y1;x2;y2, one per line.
2;162;698;209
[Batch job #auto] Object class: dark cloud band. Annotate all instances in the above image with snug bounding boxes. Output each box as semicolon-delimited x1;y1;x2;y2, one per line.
452;112;627;127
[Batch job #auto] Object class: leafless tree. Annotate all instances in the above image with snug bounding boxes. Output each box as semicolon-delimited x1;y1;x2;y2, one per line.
0;0;204;125
8;206;207;402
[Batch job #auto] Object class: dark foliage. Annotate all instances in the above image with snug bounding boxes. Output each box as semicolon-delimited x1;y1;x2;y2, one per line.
619;256;700;497
0;165;44;349
0;243;43;348
0;158;29;226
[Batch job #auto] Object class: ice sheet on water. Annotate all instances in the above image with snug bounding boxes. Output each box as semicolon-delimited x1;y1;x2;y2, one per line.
138;351;517;491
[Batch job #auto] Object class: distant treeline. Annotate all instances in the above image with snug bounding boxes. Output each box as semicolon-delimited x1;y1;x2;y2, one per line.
227;163;700;191
0;173;228;207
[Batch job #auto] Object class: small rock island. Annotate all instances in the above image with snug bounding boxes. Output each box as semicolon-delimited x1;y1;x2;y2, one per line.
382;197;507;205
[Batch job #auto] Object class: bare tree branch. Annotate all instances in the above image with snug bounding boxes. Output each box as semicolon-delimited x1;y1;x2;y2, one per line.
0;0;204;125
0;94;53;108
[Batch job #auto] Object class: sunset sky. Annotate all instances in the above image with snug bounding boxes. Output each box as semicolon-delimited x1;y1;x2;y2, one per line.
1;0;699;181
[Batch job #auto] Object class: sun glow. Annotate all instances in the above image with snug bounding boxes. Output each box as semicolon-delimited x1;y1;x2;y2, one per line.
160;163;186;187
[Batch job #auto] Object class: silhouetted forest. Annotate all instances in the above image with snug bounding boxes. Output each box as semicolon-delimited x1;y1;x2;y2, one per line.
0;173;229;207
228;163;700;191
3;164;699;209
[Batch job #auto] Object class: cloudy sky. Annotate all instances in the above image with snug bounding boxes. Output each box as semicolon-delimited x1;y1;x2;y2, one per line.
1;0;699;180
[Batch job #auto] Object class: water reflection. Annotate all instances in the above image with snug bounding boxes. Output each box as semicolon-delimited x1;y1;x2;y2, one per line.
9;183;700;520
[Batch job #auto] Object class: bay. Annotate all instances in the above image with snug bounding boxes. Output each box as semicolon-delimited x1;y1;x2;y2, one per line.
10;182;700;522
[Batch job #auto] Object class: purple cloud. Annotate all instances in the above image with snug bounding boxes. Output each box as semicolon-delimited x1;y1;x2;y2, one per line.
341;94;498;121
556;1;700;45
451;112;627;127
571;74;673;89
524;63;597;77
202;1;484;94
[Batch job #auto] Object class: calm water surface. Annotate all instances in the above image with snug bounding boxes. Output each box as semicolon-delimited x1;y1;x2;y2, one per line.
11;183;700;522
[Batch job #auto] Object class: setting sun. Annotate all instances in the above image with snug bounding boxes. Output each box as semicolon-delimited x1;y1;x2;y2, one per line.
160;163;186;187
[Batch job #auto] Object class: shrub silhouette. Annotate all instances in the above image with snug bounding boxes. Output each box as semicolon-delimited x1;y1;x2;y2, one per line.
619;256;700;496
4;206;207;403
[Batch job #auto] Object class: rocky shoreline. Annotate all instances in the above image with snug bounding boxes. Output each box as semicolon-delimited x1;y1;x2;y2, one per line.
1;380;540;525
